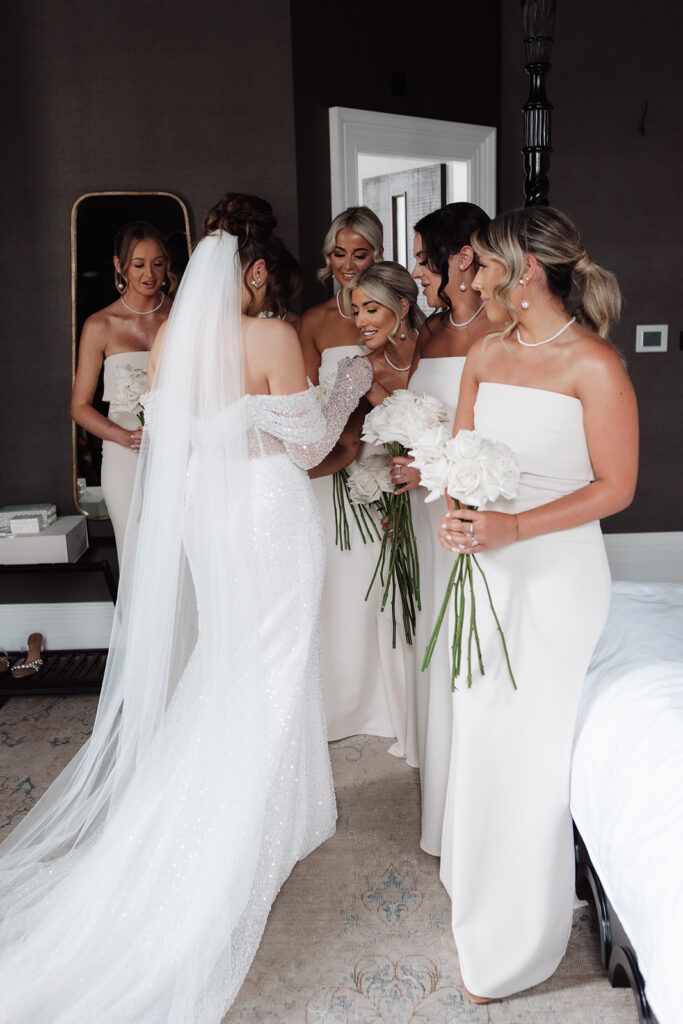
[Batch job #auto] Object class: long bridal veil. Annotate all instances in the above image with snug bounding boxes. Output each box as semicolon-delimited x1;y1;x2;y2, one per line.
0;233;288;1022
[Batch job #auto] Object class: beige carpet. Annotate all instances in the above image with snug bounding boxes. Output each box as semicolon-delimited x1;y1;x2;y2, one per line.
0;696;639;1023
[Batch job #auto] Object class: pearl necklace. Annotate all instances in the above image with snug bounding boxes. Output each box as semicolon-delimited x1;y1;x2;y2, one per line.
516;316;576;348
336;291;352;319
449;304;484;328
384;349;412;372
120;292;164;315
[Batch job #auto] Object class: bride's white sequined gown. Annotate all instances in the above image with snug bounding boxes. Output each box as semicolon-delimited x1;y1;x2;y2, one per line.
0;358;371;1024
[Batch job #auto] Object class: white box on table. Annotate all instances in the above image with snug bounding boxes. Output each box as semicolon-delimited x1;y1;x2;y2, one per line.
0;516;88;564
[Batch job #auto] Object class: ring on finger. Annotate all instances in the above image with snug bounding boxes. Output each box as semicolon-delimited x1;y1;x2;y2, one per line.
468;522;474;535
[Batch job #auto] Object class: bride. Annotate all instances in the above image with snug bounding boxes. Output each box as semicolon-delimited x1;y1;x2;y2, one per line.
0;193;373;1023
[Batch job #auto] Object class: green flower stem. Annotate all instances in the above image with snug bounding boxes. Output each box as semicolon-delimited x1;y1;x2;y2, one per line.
365;444;421;647
422;553;463;671
333;470;350;549
423;549;515;691
471;554;517;690
467;557;484;677
333;469;379;550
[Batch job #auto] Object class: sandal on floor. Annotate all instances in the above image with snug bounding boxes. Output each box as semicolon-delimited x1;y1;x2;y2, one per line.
11;633;44;678
0;651;10;674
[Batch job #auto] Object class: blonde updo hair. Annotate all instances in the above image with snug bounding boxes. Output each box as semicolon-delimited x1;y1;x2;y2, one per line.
317;206;383;283
344;261;425;340
472;206;621;339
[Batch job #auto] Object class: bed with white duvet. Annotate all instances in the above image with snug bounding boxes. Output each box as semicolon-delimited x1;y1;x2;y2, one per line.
571;580;683;1024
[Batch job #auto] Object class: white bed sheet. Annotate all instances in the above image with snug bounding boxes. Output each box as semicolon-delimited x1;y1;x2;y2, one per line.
571;580;683;1024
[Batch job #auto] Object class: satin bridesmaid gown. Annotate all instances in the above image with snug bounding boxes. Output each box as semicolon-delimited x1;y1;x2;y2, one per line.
101;351;148;564
407;356;465;855
312;346;414;756
439;383;611;997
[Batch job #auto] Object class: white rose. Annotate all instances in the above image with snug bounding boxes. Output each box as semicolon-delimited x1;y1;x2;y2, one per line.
445;429;488;463
347;453;393;504
446;457;487;507
483;442;520;500
409;423;450;463
112;365;148;412
419;456;450;503
361;403;391;446
415;392;450;430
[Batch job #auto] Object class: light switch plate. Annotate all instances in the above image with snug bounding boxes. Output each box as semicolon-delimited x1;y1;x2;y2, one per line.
635;324;668;352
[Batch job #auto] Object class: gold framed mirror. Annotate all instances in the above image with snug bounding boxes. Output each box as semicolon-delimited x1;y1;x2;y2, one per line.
71;191;192;519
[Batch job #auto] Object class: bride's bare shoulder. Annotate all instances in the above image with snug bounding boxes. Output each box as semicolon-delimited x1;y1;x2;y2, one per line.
243;316;299;348
243;316;305;374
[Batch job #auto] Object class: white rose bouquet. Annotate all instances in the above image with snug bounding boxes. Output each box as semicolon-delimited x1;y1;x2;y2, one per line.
410;429;520;689
112;364;148;425
361;390;451;646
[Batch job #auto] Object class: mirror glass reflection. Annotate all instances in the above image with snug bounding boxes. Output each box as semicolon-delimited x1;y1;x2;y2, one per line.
71;192;191;523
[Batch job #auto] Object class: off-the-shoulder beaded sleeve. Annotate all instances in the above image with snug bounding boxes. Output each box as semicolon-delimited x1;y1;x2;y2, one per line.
250;355;372;470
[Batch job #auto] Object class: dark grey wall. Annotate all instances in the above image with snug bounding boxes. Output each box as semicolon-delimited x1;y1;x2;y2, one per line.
499;3;683;532
290;0;501;310
1;0;298;522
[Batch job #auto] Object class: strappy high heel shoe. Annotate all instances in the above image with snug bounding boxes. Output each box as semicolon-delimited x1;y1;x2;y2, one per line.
11;633;44;678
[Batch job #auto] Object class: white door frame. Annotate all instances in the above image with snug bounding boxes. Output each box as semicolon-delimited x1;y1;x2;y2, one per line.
329;106;497;219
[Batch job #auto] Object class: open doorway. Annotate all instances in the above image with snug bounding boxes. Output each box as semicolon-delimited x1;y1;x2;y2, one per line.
330;106;496;285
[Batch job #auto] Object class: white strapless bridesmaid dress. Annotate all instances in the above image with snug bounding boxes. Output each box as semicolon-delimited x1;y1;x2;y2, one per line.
312;346;414;755
407;357;464;855
101;351;148;564
439;383;611;998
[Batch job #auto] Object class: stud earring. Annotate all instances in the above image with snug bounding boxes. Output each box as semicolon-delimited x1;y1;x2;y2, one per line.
251;279;261;289
459;265;467;292
519;279;530;309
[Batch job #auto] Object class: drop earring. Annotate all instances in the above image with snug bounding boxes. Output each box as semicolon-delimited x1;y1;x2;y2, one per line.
520;279;530;309
459;265;467;292
399;319;407;340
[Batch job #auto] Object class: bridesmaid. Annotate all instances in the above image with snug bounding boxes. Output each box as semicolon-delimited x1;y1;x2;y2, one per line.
438;207;637;1001
71;222;175;565
299;208;401;744
391;202;491;855
344;260;425;761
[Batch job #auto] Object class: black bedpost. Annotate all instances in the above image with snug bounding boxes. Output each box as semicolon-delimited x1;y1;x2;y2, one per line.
521;0;557;206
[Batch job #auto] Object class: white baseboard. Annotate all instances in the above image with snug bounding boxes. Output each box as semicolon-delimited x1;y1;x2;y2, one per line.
0;602;114;651
604;532;683;584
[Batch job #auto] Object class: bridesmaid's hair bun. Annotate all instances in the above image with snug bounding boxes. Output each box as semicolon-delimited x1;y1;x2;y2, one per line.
203;192;276;244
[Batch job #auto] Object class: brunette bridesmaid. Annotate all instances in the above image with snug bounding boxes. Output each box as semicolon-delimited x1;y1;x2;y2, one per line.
391;203;491;853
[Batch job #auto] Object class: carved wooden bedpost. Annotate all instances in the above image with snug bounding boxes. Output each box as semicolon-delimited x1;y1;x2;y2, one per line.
521;0;557;206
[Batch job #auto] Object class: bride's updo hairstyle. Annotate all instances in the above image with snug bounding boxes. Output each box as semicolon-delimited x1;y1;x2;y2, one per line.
345;261;425;340
471;206;621;339
114;221;177;295
317;206;383;284
414;202;491;309
203;192;302;314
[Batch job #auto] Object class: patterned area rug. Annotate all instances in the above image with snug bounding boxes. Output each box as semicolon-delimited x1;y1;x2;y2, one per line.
0;697;639;1023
